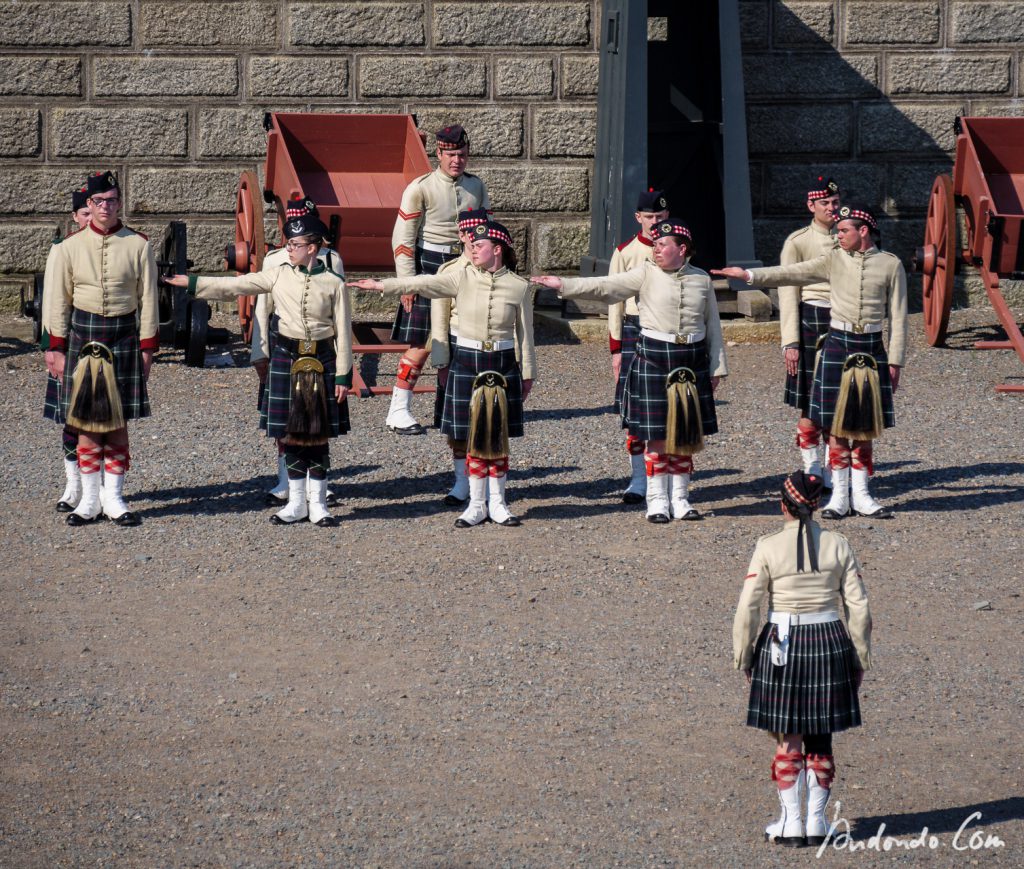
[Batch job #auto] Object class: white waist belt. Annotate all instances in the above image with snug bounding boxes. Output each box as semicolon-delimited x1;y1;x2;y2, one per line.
456;336;515;352
641;327;706;345
419;240;456;254
767;610;839;666
769;610;839;626
805;299;831;308
830;318;882;334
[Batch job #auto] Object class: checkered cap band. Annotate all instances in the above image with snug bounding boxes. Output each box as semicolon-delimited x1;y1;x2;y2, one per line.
836;205;877;230
472;221;513;247
457;208;489;231
650;220;692;241
782;472;823;511
285;197;317;219
436;124;468;150
807;177;839;201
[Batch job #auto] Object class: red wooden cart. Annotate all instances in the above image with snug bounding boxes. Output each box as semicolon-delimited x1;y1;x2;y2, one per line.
225;112;434;395
916;116;1024;393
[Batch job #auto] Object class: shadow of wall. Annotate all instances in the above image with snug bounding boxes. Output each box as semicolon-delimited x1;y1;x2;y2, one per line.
743;1;1024;310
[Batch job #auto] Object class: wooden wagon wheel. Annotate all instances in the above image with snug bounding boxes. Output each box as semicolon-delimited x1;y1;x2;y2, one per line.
918;174;956;347
225;170;265;344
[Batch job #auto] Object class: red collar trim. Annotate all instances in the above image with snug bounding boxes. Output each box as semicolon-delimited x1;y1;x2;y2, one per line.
89;220;122;236
636;233;654;247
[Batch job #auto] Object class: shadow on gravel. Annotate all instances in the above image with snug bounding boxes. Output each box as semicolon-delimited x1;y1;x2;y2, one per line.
941;321;1012;350
525;405;616;421
851;796;1024;837
0;335;35;359
882;461;1024;511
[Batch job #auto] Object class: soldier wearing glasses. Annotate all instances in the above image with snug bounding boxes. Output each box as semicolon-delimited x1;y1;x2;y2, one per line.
386;124;490;436
42;171;158;527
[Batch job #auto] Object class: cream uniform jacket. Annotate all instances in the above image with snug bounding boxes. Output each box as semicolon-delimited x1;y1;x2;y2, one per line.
607;233;655;343
391;168;490;277
188;265;353;383
732;519;872;671
429;253;472;368
777;220;837;348
253;245;344;365
560;260;729;377
747;246;908;367
42;222;159;351
380;266;537;381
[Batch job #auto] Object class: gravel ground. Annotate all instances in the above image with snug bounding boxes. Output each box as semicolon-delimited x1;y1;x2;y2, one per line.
1;307;1022;868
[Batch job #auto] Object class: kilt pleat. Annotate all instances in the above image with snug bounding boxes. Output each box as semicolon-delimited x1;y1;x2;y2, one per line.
259;339;350;440
784;303;831;413
810;329;895;432
746;620;862;735
613;315;641;414
256;313;281;412
440;345;523;442
622;334;718;441
43;309;150;425
390;246;458;345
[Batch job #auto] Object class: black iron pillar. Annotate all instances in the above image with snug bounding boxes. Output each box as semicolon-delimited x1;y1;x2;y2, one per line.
581;0;759;281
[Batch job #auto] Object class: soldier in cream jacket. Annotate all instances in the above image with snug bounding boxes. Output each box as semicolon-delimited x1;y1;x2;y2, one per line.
166;214;352;527
607;189;670;505
350;221;534;529
534;218;727;524
42;171;158;528
716;205;907;520
733;471;870;847
386;124;490;436
777;177;841;484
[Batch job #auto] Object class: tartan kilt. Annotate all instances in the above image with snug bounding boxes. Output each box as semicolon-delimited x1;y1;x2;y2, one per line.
390;246;458;345
746;619;862;735
613;315;641;414
622;334;718;441
809;328;895;432
258;338;350;440
256;313;281;412
433;333;456;429
440;344;524;443
43;309;150;425
784;303;831;414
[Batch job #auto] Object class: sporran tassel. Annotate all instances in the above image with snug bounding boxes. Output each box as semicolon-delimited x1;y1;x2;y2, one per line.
286;357;329;445
832;353;883;441
66;342;125;433
467;371;510;460
665;368;704;456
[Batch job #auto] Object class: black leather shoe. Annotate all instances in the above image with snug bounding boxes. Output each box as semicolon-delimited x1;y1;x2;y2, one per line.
820;507;848;520
325;491;340;507
679;508;702;521
56;500;76;513
646;513;671;524
313;516;336;527
66;512;99;526
443;493;467;507
388;422;426;436
494;515;521;527
622;491;644;504
111;511;140;527
265;491;287;506
853;506;894;519
269;514;304;525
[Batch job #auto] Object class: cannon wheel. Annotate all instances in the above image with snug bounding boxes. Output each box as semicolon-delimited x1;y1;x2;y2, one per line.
23;272;44;345
185;299;210;368
232;170;265;344
921;174;956;347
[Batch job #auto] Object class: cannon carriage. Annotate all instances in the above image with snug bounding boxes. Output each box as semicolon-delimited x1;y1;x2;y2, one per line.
916;116;1024;394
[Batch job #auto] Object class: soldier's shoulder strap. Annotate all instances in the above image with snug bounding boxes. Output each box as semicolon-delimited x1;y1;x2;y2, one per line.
615;238;632;252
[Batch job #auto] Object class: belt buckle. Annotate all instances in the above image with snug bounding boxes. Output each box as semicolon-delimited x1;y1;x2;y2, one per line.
674;334;686;344
451;242;462;255
298;339;317;355
852;324;864;334
482;339;493;351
